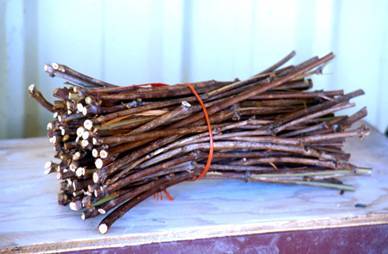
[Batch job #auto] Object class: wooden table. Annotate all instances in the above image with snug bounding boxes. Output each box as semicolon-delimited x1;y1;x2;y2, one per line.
1;126;388;253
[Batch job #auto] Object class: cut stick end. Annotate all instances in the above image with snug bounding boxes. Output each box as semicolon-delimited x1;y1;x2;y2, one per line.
99;223;108;234
75;167;85;177
81;139;89;148
44;161;52;169
69;201;81;211
72;151;81;161
76;126;85;137
82;131;90;140
85;96;93;105
93;172;100;183
95;158;103;169
46;122;53;130
51;63;59;70
98;208;106;214
82;106;88;116
43;64;49;72
99;150;108;159
181;101;192;108
69;163;77;172
44;161;52;175
92;149;99;158
77;103;84;113
60;127;66;136
84;119;93;130
28;84;36;94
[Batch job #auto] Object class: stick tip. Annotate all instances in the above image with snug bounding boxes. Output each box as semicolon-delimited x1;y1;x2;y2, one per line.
75;167;85;177
81;139;89;148
98;208;106;214
99;150;108;159
84;119;93;130
28;84;36;94
44;161;52;174
181;101;192;108
46;122;53;131
99;223;108;234
95;158;103;169
44;160;52;169
82;131;90;140
82;106;88;116
93;171;100;183
51;63;59;70
76;103;84;113
72;151;81;161
69;201;81;211
44;64;56;77
76;126;85;137
85;96;93;105
92;148;99;158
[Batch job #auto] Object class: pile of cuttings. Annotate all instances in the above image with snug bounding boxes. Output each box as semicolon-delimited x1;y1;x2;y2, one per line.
29;51;370;234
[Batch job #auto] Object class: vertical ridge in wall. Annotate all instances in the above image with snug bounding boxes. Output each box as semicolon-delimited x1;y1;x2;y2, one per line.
100;0;106;81
161;0;184;84
181;0;192;82
1;0;33;138
148;0;164;82
23;0;41;137
294;0;316;61
327;0;341;92
310;0;335;90
376;0;388;134
0;0;8;138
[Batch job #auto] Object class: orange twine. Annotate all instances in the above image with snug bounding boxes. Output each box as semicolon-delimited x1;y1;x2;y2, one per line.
187;84;214;180
152;83;214;201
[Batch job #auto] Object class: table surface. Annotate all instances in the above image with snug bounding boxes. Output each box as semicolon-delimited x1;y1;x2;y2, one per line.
1;126;388;253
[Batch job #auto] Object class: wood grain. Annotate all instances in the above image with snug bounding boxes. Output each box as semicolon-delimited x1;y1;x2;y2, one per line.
0;126;388;253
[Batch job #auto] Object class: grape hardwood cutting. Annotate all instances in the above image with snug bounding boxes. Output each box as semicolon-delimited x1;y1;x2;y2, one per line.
29;52;370;234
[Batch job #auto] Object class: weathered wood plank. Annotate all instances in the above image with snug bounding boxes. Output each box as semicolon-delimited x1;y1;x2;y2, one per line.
0;127;387;253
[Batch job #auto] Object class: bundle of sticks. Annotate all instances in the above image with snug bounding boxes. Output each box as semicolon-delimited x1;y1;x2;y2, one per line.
29;51;370;234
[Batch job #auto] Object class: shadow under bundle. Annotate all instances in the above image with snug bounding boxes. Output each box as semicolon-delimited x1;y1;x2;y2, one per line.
29;52;370;234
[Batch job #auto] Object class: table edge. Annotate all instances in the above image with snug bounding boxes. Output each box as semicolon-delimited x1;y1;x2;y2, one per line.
2;212;387;253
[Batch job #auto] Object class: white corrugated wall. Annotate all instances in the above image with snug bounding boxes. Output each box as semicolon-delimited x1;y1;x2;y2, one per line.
1;0;387;138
